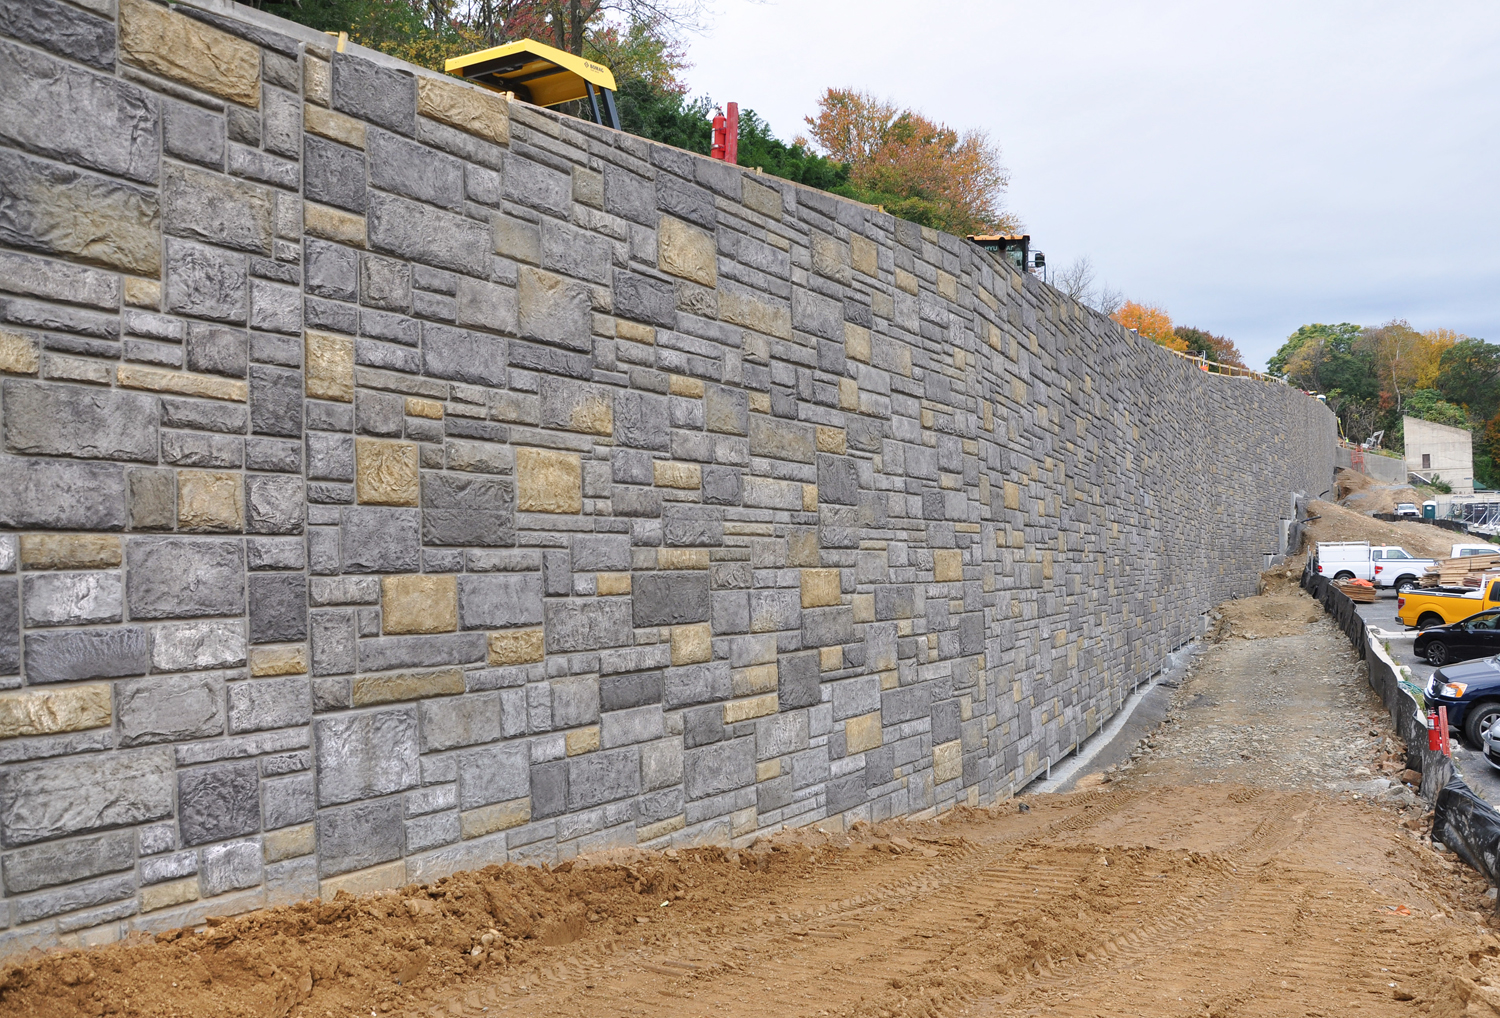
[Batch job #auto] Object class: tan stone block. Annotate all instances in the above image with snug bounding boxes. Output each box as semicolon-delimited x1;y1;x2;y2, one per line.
731;805;757;838
320;861;406;901
653;460;701;489
352;667;465;707
933;739;962;783
895;268;919;295
303;202;366;247
558;386;613;435
118;365;246;401
742;177;782;220
800;568;841;608
933;549;963;583
937;270;957;301
845;711;883;754
177;470;244;531
731;663;778;697
815;426;846;454
0;684;111;739
516;447;581;514
381;574;457;634
573;166;603;208
719;289;791;340
853;593;875;623
749;391;772;413
657;548;709;570
417;75;509;146
596;572;631;596
250;645;307;677
141;877;199;913
0;329;39;376
19;535;121;570
670;623;712;665
616;321;655;344
820;646;842;672
306;330;355;402
303;103;366;148
811;234;851;284
488;628;544;665
669;374;704;398
881;670;899;690
460;798;530;839
982;401;994;432
405;396;443;419
565;726;600;756
303;56;330;105
119;0;260;106
756;759;781;782
802;484;819;512
851;234;878;277
786;528;819;568
838;378;858;410
723;693;777;724
356;438;419;506
1004;481;1021;510
637;815;686;842
658;217;717;286
263;823;315;863
123;277;160;309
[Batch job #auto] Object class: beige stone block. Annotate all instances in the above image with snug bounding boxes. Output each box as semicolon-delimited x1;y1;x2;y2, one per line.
558;386;613;436
933;739;962;783
720;289;791;340
573;166;603;208
418;75;509;146
669;374;704;398
0;329;39;376
731;663;778;697
731;805;756;838
19;535;121;570
320;860;406;901
637;815;686;842
937;270;957;301
303;56;330;106
118;365;246;401
748;391;772;414
723;694;778;724
853;593;875;623
670;623;712;666
982;401;994;432
895;268;919;295
565;726;600;756
119;0;260;106
356;438;419;506
303;103;366;148
0;684;111;739
493;216;539;264
933;549;963;583
1004;481;1020;510
851;234;878;277
460;798;530;840
516;447;581;514
305;330;355;402
787;528;819;568
141;877;199;913
657;548;709;570
488;628;544;666
811;234;851;284
303;202;366;247
405;396;443;419
653;460;701;489
815;426;846;455
756;759;781;782
381;574;457;634
881;670;899;690
800;568;841;608
596;572;631;596
352;667;465;707
123;277;160;309
845;711;883;754
616;321;655;344
43;352;113;386
658;217;717;286
263;823;315;863
838;378;859;411
820;646;842;672
250;645;307;677
802;484;819;512
742;178;782;220
177;470;244;532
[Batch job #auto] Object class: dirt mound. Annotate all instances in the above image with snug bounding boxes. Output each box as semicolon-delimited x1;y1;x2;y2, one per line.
1304;498;1455;559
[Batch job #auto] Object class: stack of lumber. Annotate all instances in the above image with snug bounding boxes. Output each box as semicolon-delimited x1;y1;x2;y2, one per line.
1424;554;1500;587
1336;579;1378;603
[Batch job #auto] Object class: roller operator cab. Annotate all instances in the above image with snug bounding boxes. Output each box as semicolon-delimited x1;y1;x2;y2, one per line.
445;38;620;129
967;235;1030;273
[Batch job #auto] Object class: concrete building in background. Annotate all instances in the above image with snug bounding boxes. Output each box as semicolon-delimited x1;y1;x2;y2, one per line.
1404;416;1475;494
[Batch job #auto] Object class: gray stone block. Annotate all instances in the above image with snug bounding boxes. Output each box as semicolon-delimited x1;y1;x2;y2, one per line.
405;810;459;853
633;572;710;627
126;538;245;620
881;683;932;725
13;873;135;925
261;773;314;830
0;456;125;531
551;676;600;728
566;747;639;810
0;248;119;311
0;0;113;70
311;609;356;676
613;390;671;451
250;279;301;335
317;797;404;877
139;849;196;885
572;534;630;572
541;218;611;283
21;570;121;627
756;710;808;760
611;270;676;328
369;129;464;211
826;770;866;815
543;598;633;653
368;191;488;276
314;707;419;806
246;536;305;571
504;156;570;216
341;506;421;572
164;239;248;323
603;163;655;224
356;632;484;671
250;365;303;438
151;620;244;673
161;397;247;435
663;505;723;547
1;830;133;895
304;134;366;213
457;742;530;809
0;748;173;847
355;390;403;437
162;98;224;169
361;252;412;311
601;705;663;748
832;675;881;721
249;573;307;644
683;737;753;800
229;675;311;734
664;661;732;709
419;691;500;752
24;626;148;684
332;53;416;136
599;670;663;712
0;579;15;676
117;673;224;747
422;322;506;386
801;606;853;647
529;760;566;819
246;436;301;472
245;474;303;534
517;268;591;352
3;379;157;462
162;162;271;255
307;432;355;481
778;650;821;711
200;839;261;897
457;573;542;630
817;454;859;506
305;238;358;301
125;467;175;532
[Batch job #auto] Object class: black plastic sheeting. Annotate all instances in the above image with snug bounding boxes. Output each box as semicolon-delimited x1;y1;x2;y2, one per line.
1435;778;1500;885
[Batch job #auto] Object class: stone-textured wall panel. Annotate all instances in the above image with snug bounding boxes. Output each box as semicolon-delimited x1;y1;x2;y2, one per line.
0;0;1336;955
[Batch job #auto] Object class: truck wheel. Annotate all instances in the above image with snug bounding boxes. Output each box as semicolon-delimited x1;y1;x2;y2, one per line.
1426;641;1450;666
1418;612;1445;629
1465;701;1500;749
1334;571;1355;581
1395;576;1417;592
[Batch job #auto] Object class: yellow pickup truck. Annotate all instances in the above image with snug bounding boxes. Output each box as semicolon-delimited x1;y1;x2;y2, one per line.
1398;578;1500;628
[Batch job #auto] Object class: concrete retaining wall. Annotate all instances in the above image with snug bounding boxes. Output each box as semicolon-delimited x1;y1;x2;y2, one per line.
0;0;1337;954
1335;445;1408;484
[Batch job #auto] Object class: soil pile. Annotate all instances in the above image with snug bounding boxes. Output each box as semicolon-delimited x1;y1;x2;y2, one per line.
1304;498;1455;559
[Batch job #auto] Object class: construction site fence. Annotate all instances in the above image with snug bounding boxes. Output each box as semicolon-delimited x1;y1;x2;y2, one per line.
1168;348;1284;383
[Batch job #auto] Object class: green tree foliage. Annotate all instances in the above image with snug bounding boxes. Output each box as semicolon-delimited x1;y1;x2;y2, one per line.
614;77;712;153
1400;389;1471;430
1435;337;1500;422
1173;326;1245;368
735;109;849;190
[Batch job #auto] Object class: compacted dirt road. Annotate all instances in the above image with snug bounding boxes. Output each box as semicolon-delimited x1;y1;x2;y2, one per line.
5;574;1500;1018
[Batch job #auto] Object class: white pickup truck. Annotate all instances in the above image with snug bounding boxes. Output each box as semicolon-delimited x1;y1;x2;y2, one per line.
1314;541;1437;590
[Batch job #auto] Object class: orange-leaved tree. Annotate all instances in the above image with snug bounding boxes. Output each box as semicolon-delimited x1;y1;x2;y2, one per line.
1113;302;1186;351
803;88;1019;237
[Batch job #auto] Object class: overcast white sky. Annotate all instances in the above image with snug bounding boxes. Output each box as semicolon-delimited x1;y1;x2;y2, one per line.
680;1;1500;370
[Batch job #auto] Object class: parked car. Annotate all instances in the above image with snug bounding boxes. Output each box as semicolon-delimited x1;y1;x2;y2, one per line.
1453;543;1500;558
1370;546;1438;591
1414;608;1500;665
1399;577;1500;628
1394;503;1421;519
1425;650;1500;747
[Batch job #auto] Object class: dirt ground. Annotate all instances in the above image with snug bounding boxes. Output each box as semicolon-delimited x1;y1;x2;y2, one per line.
1305;495;1458;560
7;575;1500;1017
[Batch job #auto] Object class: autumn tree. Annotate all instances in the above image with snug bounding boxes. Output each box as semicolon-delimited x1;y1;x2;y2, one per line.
1111;302;1185;351
1173;326;1245;368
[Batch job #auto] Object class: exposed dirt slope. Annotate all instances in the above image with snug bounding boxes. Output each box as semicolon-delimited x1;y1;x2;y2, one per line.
1305;498;1456;559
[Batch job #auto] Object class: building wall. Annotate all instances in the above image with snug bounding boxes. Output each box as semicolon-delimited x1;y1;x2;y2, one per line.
0;0;1338;954
1403;416;1474;494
